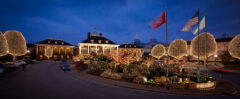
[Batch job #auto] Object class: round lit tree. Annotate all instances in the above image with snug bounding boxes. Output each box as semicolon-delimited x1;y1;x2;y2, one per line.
191;32;217;81
0;32;8;56
168;39;188;59
168;39;188;74
45;47;53;59
151;44;166;59
191;32;217;60
228;34;240;60
4;30;27;61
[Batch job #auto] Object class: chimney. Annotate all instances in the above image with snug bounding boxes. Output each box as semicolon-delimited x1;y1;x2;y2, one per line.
87;32;91;38
99;33;103;37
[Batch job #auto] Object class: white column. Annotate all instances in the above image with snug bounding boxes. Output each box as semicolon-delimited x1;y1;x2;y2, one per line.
96;45;97;54
88;45;90;54
117;46;119;53
110;46;112;54
103;46;105;54
79;45;82;54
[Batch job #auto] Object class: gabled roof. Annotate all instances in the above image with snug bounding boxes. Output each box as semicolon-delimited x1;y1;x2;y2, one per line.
36;38;73;46
215;37;233;42
119;43;143;48
81;36;117;44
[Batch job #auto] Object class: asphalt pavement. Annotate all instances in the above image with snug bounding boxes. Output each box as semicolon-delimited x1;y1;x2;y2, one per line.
0;61;240;99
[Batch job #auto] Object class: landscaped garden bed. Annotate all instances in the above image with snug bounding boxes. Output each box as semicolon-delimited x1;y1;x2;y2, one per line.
70;52;238;95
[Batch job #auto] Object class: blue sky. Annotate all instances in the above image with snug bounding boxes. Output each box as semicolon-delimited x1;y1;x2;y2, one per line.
0;0;240;45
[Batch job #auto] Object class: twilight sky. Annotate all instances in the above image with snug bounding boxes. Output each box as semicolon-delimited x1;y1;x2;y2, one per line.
0;0;240;45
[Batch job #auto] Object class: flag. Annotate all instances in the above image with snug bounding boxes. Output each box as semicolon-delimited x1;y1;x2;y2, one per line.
181;10;199;32
192;16;206;35
150;11;166;30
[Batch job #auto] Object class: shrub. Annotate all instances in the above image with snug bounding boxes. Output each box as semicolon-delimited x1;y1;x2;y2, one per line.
154;76;167;83
100;69;122;80
122;63;150;80
90;61;109;72
133;75;147;84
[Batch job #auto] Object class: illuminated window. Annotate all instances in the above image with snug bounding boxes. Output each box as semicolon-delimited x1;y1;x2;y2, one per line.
130;45;132;47
134;45;136;48
98;40;101;43
55;41;58;44
124;45;127;48
61;42;64;45
106;40;109;44
48;41;51;44
91;40;94;43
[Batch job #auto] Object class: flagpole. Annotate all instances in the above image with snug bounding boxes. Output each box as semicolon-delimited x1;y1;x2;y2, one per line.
165;8;169;81
205;15;209;78
197;8;200;82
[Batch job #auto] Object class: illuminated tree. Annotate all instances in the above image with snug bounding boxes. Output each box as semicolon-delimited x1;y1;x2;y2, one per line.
168;39;188;59
191;32;217;60
4;30;27;61
136;50;143;61
0;32;8;56
151;44;166;59
168;39;188;74
45;47;53;59
228;34;240;60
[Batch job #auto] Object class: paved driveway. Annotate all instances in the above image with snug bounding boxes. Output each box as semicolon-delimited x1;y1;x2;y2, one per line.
0;61;239;99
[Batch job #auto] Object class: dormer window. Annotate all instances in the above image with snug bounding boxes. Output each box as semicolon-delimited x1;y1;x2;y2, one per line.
106;40;109;44
55;41;58;44
98;40;101;43
130;45;132;47
134;45;136;48
48;41;51;44
91;40;94;43
124;45;127;48
61;42;64;45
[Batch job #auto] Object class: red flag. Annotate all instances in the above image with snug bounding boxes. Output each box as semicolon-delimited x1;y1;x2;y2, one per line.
150;11;166;30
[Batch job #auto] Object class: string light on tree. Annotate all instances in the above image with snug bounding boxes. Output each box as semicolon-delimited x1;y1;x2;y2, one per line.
4;30;27;61
0;32;8;56
228;34;240;59
151;44;166;59
168;39;188;59
44;47;53;59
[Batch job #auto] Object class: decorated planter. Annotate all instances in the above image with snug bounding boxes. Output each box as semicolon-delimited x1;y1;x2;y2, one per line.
172;83;188;89
189;81;216;89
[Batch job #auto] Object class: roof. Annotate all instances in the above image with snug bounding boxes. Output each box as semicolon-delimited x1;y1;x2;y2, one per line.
81;36;117;44
119;43;143;48
36;38;73;46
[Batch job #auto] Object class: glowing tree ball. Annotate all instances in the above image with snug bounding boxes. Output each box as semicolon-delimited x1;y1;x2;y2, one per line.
228;34;240;59
0;32;8;56
191;32;217;60
151;44;166;59
4;30;27;61
168;39;188;59
45;47;53;59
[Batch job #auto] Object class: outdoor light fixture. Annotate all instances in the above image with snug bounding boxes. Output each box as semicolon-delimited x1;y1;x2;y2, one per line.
214;54;218;58
27;50;30;53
